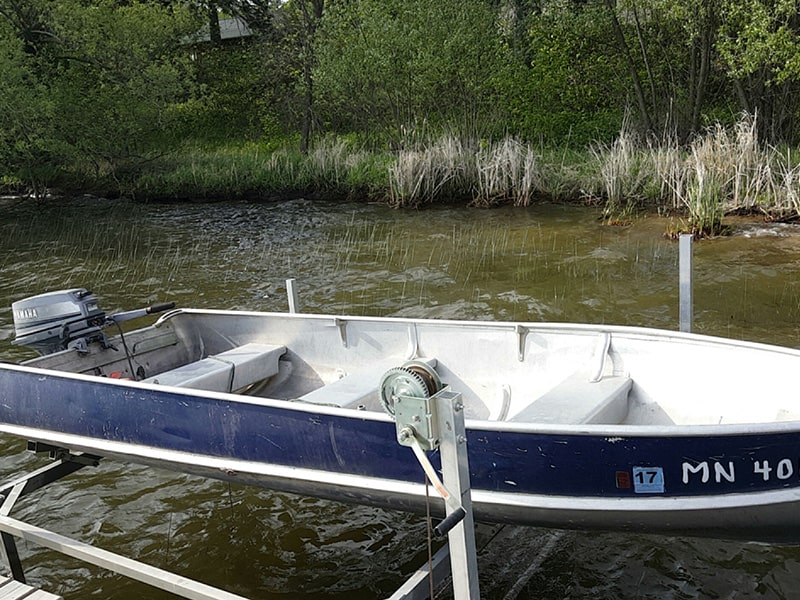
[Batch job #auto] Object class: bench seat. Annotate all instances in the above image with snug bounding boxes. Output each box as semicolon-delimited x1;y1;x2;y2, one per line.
299;358;438;409
510;371;632;424
142;343;286;393
298;368;386;408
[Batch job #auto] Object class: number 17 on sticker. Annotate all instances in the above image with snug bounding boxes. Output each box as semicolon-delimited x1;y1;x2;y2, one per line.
632;466;665;493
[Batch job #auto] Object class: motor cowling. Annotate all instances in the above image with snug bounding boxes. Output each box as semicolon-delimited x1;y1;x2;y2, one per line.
11;288;106;355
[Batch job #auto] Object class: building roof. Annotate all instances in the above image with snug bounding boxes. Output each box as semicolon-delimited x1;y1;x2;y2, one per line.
190;17;253;44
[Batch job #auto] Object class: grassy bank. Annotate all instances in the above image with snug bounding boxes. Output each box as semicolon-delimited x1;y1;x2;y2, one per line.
131;140;395;202
129;136;598;206
53;116;800;236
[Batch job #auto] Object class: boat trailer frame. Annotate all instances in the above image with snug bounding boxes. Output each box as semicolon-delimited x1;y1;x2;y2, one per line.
0;443;250;600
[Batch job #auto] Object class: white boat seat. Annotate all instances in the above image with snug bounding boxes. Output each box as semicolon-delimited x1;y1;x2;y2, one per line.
299;358;439;409
142;343;286;393
298;368;385;408
510;371;632;424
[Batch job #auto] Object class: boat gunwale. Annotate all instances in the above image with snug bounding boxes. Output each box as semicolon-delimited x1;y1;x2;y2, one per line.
3;358;800;438
159;307;800;359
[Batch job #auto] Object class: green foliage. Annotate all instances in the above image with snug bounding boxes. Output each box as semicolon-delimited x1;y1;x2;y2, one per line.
718;0;800;83
314;0;511;141
47;0;200;184
188;42;272;141
501;0;624;145
0;0;199;194
600;0;800;142
0;19;57;197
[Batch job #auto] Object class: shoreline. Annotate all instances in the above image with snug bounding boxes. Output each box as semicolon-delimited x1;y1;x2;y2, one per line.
5;120;800;238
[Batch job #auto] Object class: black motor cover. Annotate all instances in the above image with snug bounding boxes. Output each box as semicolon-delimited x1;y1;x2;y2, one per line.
12;288;106;355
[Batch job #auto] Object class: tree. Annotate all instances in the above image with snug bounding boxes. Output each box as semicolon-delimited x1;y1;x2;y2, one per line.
224;0;325;151
314;0;509;142
0;18;56;197
597;0;800;143
54;0;199;183
599;0;730;140
717;0;800;142
0;0;200;192
603;0;654;133
296;0;324;152
0;0;53;54
508;0;624;143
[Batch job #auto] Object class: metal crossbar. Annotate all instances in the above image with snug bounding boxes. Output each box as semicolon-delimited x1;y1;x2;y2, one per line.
0;449;250;600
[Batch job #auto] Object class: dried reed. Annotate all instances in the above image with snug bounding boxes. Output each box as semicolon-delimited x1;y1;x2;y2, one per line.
595;114;800;235
389;135;541;207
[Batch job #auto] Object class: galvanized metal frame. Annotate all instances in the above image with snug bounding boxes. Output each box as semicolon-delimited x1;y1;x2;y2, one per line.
0;448;250;600
390;389;480;599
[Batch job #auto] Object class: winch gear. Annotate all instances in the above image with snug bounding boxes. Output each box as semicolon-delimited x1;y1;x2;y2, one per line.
379;360;443;415
379;367;429;415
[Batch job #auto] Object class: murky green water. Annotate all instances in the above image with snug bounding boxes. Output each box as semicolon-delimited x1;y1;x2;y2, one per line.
2;196;800;598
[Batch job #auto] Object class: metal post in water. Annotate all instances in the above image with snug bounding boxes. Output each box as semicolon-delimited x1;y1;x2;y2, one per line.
286;278;300;313
679;234;693;333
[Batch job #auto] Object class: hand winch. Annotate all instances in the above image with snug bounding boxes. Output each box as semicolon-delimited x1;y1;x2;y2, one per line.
379;359;468;536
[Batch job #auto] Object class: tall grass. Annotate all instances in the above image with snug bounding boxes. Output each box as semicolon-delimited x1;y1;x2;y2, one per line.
133;139;392;201
591;126;652;222
388;135;541;207
388;135;474;207
594;114;800;236
475;138;540;207
127;115;800;234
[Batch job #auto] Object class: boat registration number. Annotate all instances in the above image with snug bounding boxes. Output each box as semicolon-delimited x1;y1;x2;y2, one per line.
632;466;664;493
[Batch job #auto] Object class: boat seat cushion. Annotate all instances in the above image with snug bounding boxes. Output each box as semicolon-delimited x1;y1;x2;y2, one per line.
510;371;632;424
142;343;286;393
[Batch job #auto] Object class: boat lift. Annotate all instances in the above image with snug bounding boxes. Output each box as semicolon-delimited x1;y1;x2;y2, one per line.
378;359;480;600
0;444;250;600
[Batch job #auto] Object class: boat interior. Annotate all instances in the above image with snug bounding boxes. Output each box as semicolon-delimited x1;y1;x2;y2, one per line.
22;309;800;429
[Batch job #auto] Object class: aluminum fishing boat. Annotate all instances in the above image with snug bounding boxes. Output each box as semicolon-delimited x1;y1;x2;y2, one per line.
3;288;800;543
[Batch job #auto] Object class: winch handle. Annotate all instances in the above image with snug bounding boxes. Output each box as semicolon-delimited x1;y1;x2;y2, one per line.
433;507;466;538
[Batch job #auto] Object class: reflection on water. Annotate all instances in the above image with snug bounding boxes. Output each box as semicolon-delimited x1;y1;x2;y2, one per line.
2;196;800;598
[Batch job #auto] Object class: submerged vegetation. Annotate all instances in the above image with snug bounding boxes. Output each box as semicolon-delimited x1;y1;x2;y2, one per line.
4;0;800;236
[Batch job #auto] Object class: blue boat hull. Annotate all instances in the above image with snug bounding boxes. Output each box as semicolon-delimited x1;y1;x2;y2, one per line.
3;362;800;542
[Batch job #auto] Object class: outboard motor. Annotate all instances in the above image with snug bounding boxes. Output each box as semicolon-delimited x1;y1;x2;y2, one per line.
12;288;106;355
11;288;175;356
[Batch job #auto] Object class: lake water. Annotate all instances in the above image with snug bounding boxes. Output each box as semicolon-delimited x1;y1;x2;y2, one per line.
1;196;800;598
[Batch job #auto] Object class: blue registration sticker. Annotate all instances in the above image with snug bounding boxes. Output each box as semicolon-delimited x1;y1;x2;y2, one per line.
632;467;665;493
